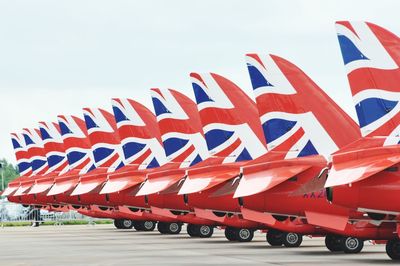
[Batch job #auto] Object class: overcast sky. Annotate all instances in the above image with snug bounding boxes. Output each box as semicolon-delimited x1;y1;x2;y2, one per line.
0;0;398;164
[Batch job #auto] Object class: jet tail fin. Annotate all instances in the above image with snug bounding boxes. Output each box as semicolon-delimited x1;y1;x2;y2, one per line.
336;21;400;138
245;53;360;159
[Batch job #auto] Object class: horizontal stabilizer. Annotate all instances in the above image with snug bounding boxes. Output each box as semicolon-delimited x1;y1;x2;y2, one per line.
47;179;77;196
234;165;311;198
136;172;184;196
99;174;144;194
178;170;239;195
70;172;108;196
13;185;32;196
1;186;18;196
325;145;400;187
28;182;54;195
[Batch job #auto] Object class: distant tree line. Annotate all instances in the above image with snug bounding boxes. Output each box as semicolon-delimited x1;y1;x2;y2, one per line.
0;158;19;190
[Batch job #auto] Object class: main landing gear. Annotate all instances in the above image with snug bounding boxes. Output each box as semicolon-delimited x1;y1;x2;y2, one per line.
113;219;134;229
224;227;254;242
187;224;214;238
266;229;303;247
325;234;364;254
386;239;400;260
134;221;156;231
157;222;183;234
113;219;156;231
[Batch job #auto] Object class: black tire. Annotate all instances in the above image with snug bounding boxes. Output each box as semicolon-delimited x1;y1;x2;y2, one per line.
283;233;303;247
142;221;156;231
325;235;343;252
234;228;254;242
133;221;144;231
164;222;182;234
114;219;123;229
187;224;199;237
120;219;134;229
342;237;364;254
197;225;214;238
386;239;400;260
134;221;156;231
266;229;284;246
157;222;168;234
224;227;237;241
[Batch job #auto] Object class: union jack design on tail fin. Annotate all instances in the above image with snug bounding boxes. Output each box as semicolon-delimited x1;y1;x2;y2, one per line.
246;54;360;158
151;88;209;168
10;133;33;177
112;98;167;169
336;21;400;140
21;128;49;175
82;108;124;172
38;122;70;175
57;115;96;174
190;72;267;163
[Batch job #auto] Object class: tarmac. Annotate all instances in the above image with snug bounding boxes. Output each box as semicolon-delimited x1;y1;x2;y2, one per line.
0;224;395;265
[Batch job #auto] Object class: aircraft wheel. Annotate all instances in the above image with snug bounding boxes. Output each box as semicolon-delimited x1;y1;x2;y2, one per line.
325;234;343;252
135;221;156;231
166;222;182;234
283;233;303;247
235;228;254;242
386;239;400;260
342;237;363;254
224;227;237;241
266;229;284;246
142;221;156;231
197;225;214;238
157;222;168;234
113;219;123;229
120;219;134;229
187;224;199;237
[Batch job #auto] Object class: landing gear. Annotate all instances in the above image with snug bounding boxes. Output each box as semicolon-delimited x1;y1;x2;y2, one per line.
198;225;213;238
114;219;134;229
234;228;254;242
224;227;237;241
325;235;363;253
341;237;364;254
386;239;400;260
157;222;168;234
187;224;214;238
134;221;156;231
187;224;199;237
224;227;254;242
266;229;284;246
157;222;182;234
283;233;303;247
325;234;343;252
